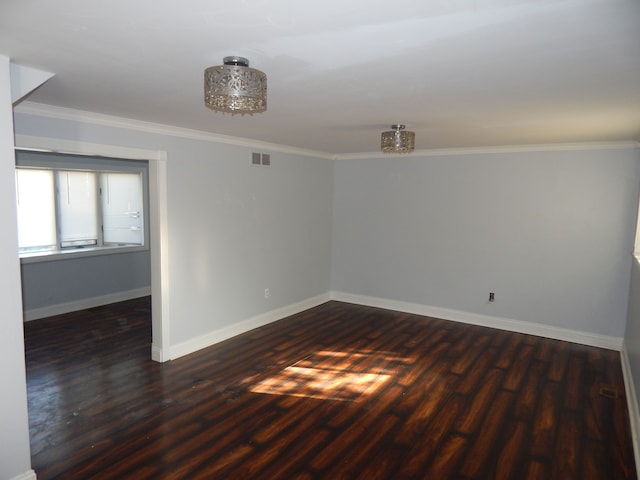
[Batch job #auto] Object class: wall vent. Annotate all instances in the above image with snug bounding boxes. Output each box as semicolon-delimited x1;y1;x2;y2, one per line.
251;153;271;167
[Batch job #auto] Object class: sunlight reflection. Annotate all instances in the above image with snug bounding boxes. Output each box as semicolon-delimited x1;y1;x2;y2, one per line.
249;349;414;402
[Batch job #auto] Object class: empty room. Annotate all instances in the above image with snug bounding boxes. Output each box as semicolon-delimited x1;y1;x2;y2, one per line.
2;1;640;479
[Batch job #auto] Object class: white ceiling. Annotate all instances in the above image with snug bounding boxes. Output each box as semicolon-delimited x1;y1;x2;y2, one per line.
2;0;640;155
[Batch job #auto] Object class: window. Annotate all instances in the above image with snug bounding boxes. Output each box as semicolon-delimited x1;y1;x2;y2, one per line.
101;173;145;246
15;168;56;253
57;170;100;248
15;151;148;259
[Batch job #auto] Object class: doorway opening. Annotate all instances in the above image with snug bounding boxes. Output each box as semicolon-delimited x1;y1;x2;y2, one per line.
14;135;170;361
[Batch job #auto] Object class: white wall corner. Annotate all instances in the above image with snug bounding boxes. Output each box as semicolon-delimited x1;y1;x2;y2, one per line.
10;63;54;104
329;291;624;351
620;343;640;473
9;470;37;480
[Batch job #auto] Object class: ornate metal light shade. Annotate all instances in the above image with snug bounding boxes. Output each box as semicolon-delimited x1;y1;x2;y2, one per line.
381;124;415;154
204;56;267;115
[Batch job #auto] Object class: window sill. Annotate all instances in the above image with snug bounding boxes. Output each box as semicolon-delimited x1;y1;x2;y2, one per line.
20;245;148;264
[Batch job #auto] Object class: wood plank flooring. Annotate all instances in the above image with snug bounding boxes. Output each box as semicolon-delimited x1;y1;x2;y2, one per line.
24;297;637;479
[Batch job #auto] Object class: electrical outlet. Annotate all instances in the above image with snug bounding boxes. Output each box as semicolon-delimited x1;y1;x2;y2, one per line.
264;288;270;299
489;292;495;302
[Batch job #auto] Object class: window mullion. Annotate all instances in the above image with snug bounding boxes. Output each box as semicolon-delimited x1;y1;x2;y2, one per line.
53;169;62;252
96;173;105;247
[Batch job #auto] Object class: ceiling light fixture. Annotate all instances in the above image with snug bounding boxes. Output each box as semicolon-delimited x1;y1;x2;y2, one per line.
381;124;415;154
204;56;267;115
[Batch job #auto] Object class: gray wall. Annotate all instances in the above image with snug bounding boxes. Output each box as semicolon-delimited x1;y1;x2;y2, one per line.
164;139;333;345
332;148;640;337
21;251;151;311
13;111;334;348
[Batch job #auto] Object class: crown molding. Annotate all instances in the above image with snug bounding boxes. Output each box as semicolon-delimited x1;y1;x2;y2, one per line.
336;140;640;160
14;102;640;161
13;101;334;160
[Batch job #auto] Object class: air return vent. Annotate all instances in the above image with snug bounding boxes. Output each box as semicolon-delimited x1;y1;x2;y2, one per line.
251;152;271;167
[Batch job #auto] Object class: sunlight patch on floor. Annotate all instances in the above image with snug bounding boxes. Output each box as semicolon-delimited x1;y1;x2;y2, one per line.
249;349;413;402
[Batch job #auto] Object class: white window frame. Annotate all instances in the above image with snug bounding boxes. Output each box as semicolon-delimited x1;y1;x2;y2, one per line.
15;150;149;264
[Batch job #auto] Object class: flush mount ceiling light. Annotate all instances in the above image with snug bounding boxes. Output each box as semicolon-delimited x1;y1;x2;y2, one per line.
204;56;267;115
381;124;415;154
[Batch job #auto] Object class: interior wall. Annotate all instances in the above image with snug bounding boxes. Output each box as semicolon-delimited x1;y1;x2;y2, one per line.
21;251;151;313
13;110;334;349
0;56;33;480
624;145;640;440
159;142;333;346
332;147;640;338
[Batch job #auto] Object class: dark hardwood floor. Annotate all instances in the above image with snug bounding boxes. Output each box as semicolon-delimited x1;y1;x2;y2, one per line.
24;297;637;479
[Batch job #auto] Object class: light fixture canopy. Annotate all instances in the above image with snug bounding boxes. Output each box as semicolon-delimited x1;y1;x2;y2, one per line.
204;56;267;115
381;124;415;154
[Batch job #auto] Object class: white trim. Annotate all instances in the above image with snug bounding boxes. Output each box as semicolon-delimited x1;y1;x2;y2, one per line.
19;245;149;265
149;156;171;363
23;287;151;321
14;135;165;161
170;292;331;360
335;140;640;160
330;291;624;350
8;470;37;480
14;102;333;160
151;345;164;363
620;343;640;473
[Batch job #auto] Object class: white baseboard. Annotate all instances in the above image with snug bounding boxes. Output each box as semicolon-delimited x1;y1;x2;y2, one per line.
23;287;152;321
9;470;37;480
330;291;624;351
169;292;331;360
620;344;640;472
151;345;165;363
